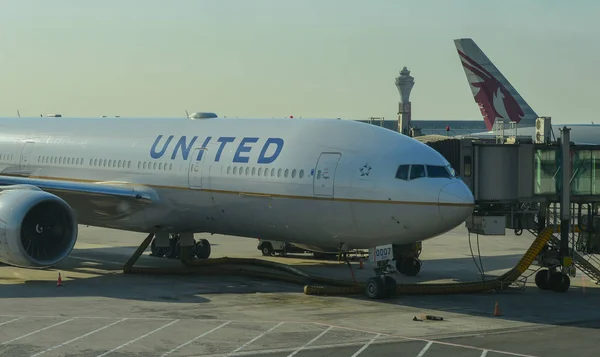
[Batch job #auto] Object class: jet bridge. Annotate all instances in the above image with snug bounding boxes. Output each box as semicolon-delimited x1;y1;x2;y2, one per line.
418;117;600;292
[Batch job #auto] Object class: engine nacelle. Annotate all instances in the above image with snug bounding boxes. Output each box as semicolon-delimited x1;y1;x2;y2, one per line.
0;187;78;268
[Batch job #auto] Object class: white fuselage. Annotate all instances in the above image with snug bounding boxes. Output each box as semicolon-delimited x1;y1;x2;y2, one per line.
0;116;474;250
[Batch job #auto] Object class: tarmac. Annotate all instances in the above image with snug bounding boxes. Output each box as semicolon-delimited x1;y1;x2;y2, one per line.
1;225;599;357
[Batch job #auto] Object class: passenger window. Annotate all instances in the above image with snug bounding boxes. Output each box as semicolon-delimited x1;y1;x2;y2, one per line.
395;165;409;180
284;169;289;178
291;169;296;178
252;167;256;176
409;165;426;180
299;169;304;178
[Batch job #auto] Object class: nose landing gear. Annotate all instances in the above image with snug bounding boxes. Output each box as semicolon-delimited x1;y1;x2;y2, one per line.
363;243;423;299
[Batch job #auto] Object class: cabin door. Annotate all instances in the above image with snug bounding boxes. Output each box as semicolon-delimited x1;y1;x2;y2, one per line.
188;147;207;189
19;141;35;173
313;152;341;197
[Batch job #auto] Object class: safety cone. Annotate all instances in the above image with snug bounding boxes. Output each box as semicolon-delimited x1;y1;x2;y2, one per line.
358;258;364;269
493;301;501;316
56;273;63;287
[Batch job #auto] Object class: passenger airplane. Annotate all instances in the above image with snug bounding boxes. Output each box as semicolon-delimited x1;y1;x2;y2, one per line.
454;38;600;144
0;116;474;278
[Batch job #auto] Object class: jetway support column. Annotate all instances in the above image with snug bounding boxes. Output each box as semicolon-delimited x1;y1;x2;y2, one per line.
560;127;571;261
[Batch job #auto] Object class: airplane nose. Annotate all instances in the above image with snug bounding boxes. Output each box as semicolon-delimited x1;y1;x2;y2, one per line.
438;181;475;224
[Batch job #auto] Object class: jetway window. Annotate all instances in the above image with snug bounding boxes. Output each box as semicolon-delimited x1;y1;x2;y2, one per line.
409;165;426;180
463;156;472;177
395;165;409;180
534;149;557;195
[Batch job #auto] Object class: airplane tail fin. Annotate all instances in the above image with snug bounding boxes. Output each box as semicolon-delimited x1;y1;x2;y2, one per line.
454;38;538;131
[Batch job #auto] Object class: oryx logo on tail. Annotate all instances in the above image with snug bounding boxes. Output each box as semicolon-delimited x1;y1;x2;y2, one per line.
457;49;524;131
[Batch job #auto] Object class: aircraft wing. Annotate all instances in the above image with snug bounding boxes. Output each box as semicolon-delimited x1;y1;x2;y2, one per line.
0;175;160;221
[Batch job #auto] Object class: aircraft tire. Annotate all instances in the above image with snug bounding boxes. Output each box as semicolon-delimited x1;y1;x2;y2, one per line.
383;276;397;297
364;277;384;299
149;239;164;257
534;269;551;290
196;239;211;260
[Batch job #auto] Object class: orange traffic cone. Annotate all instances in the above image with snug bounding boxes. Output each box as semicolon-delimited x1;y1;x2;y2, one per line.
359;258;364;269
56;273;63;287
493;301;501;316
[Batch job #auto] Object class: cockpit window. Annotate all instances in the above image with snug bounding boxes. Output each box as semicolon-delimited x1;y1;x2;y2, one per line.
426;165;452;178
409;165;426;180
395;165;409;180
395;164;458;181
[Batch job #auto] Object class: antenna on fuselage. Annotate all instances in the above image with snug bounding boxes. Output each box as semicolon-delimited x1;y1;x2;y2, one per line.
16;110;20;118
185;110;189;118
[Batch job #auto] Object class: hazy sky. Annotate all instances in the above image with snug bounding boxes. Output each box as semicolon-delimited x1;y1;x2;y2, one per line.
0;0;598;123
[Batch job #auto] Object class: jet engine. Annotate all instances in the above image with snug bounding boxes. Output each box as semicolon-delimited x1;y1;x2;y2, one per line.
0;187;78;268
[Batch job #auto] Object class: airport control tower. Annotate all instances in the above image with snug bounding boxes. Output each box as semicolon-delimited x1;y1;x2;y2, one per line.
395;67;415;135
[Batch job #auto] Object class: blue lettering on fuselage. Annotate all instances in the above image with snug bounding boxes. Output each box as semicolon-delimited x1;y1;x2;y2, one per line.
150;135;174;159
233;137;259;163
258;138;284;164
149;135;285;164
171;136;198;160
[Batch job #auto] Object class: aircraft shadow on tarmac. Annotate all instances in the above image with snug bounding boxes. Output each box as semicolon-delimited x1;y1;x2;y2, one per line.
2;246;600;330
0;245;343;304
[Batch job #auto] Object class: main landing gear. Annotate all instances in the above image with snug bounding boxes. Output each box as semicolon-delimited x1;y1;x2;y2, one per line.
149;233;211;260
364;243;423;299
